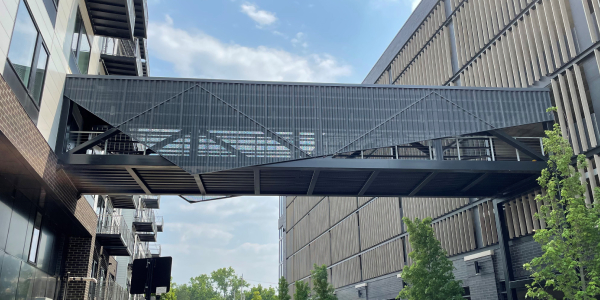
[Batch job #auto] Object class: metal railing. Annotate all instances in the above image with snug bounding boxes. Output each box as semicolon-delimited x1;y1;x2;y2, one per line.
65;131;150;155
97;213;134;255
101;38;139;58
134;208;157;235
155;216;163;227
149;243;161;257
332;136;544;162
140;195;160;208
91;279;129;300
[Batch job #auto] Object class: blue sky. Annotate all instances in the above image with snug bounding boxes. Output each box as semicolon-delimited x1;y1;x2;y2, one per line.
147;0;420;287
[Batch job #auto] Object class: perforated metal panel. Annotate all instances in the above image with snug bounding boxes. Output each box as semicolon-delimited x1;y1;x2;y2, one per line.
64;76;552;174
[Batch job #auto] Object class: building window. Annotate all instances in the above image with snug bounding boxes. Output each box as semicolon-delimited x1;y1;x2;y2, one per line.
7;0;49;107
71;10;91;74
28;212;42;263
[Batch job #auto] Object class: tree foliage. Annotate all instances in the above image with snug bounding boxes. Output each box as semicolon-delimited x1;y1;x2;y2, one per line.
311;264;336;300
524;120;600;300
294;281;310;300
174;268;254;300
277;277;290;300
398;217;464;300
160;277;178;300
251;291;262;300
243;284;276;300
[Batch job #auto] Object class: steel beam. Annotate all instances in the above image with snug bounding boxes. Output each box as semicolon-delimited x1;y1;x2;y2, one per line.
488;130;546;161
261;157;546;173
254;169;260;195
68;128;120;154
408;172;438;196
358;171;379;195
126;167;152;194
493;200;517;300
307;170;320;195
460;173;489;193
193;174;207;194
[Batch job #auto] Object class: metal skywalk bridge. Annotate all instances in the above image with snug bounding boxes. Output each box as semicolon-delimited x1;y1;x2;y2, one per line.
58;75;553;198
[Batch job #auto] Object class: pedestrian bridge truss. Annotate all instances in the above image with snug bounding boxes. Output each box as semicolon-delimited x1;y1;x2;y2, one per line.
59;75;553;198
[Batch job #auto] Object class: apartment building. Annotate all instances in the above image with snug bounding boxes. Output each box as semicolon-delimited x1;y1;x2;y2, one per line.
279;0;600;299
0;0;158;299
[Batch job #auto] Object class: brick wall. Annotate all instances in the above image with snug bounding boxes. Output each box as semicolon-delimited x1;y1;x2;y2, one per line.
0;70;99;299
509;236;542;280
62;236;96;300
0;74;97;235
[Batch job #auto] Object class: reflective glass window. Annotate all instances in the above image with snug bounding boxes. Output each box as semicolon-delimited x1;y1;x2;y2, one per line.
5;197;31;259
16;262;34;300
6;0;49;109
0;195;13;251
30;48;48;105
28;213;42;263
7;0;37;86
71;11;91;74
0;254;21;300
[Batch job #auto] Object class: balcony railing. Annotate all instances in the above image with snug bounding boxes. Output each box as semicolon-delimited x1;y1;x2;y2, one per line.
96;213;134;256
102;38;139;58
140;195;160;209
134;208;157;242
332;136;544;162
149;243;161;257
100;37;142;76
90;279;129;300
156;216;164;232
65;130;150;155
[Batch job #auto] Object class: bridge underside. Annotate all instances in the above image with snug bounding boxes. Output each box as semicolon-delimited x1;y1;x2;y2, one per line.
61;154;544;198
59;76;553;198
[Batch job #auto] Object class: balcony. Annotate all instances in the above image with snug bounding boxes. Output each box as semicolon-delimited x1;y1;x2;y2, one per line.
141;195;160;209
133;208;157;242
156;216;163;232
109;195;136;209
96;213;134;256
133;0;148;38
101;38;142;76
149;243;161;257
85;0;135;39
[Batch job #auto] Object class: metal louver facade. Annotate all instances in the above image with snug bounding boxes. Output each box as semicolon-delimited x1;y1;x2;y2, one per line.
64;75;552;174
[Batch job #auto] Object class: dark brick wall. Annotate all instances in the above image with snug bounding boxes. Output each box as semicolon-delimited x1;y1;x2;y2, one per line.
62;236;96;300
464;257;499;300
509;236;542;280
336;285;361;300
367;275;402;300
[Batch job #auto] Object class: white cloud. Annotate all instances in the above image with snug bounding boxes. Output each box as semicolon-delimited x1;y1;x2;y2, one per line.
240;3;277;27
159;196;279;286
148;16;352;82
291;32;308;48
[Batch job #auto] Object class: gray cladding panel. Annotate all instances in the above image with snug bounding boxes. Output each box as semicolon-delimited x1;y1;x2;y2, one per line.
64;76;552;174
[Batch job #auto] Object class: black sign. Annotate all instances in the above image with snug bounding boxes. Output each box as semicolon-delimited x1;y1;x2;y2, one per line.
130;257;172;295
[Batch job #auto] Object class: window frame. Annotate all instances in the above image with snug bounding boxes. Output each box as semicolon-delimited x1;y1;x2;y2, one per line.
6;0;50;110
71;9;91;74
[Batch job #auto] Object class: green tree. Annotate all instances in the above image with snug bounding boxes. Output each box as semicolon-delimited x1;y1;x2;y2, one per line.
294;281;310;300
311;265;335;300
398;217;464;300
176;274;220;300
212;268;236;298
243;284;276;300
251;291;263;300
211;267;249;300
161;278;178;300
278;277;290;300
524;120;600;300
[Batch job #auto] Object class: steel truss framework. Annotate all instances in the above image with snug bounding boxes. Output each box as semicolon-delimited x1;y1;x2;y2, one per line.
60;75;553;197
